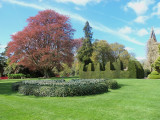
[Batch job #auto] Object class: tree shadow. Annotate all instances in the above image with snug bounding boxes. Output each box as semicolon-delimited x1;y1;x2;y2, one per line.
118;83;129;88
0;82;15;95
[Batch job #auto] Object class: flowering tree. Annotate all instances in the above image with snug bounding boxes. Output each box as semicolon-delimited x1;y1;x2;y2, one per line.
6;10;75;78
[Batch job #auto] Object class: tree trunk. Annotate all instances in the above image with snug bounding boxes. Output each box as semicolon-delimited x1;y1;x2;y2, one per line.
44;69;50;78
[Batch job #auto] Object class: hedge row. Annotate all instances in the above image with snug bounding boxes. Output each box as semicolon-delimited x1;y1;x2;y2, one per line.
8;74;30;79
12;79;118;97
80;60;144;79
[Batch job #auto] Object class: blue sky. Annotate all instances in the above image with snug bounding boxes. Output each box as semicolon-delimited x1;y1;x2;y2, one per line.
0;0;160;61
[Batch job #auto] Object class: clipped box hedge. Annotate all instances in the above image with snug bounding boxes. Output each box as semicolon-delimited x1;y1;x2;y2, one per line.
8;73;26;79
79;60;144;79
12;79;117;97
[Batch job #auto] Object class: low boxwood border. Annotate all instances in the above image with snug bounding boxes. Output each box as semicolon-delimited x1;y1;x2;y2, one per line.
12;79;119;97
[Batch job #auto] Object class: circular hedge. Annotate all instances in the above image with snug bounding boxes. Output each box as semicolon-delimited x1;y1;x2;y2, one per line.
12;79;112;97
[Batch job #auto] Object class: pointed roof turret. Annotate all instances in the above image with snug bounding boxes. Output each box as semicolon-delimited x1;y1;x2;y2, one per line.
150;27;157;42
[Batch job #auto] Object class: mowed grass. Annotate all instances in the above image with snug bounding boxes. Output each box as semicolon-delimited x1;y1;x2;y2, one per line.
0;78;160;120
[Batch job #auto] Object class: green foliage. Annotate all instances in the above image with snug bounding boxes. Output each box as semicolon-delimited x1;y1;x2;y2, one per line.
91;40;114;66
150;71;159;75
60;63;72;77
115;59;123;70
12;82;22;91
153;57;160;73
144;69;151;77
110;43;131;68
148;74;160;79
71;60;80;76
106;79;119;89
135;61;144;78
0;49;7;76
13;79;109;97
128;60;137;78
105;62;115;71
8;73;26;79
79;60;138;79
77;21;93;65
147;71;160;79
87;63;92;71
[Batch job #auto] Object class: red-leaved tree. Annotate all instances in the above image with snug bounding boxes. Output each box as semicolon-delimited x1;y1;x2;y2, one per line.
6;10;75;77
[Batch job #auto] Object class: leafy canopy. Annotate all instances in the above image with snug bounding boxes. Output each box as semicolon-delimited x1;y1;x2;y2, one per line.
6;10;75;77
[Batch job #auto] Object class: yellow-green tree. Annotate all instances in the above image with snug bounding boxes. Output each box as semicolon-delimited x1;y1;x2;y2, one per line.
91;40;114;69
110;42;131;68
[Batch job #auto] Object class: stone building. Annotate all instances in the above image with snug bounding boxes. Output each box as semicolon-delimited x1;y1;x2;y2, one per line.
147;28;160;71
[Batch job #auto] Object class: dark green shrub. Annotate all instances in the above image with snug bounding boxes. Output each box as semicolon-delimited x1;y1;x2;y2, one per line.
79;60;139;79
135;61;144;78
13;79;109;97
106;80;119;89
8;73;26;79
26;74;31;78
12;82;22;91
144;69;151;77
128;60;137;78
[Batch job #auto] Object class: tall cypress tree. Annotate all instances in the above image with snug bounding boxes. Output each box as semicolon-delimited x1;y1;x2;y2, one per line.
77;21;93;65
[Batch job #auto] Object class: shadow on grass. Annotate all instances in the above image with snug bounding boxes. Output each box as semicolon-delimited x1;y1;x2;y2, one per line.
0;82;15;95
118;83;129;88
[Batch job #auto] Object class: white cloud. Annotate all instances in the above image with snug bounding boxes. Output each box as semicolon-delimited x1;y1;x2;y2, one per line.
134;16;149;24
136;56;146;61
152;2;160;17
75;7;81;11
125;47;134;51
55;0;102;6
91;23;145;46
118;26;132;34
0;44;7;49
3;0;145;46
137;28;148;36
4;0;45;10
12;32;18;35
0;3;2;8
125;0;155;15
154;27;160;35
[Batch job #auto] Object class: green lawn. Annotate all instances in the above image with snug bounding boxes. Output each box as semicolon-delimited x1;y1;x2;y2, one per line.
0;78;160;120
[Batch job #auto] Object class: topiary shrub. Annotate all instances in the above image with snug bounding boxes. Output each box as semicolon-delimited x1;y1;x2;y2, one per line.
12;79;109;97
150;71;159;75
148;71;160;79
148;74;160;79
106;79;119;89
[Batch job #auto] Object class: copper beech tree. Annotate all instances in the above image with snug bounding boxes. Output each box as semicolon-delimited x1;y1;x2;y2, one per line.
6;10;75;78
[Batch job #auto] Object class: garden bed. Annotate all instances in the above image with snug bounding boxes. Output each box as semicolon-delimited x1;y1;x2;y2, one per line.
12;79;118;97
